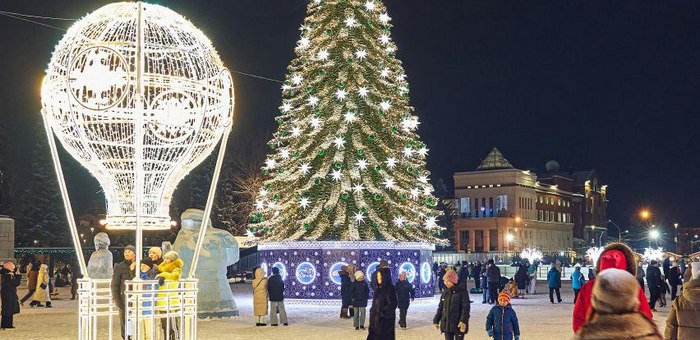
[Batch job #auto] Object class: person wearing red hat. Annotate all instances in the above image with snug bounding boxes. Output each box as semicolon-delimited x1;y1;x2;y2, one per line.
572;242;653;332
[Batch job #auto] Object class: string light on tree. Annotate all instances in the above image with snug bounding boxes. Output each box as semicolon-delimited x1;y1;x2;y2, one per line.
364;1;376;11
355;49;368;60
299;163;311;175
358;87;369;97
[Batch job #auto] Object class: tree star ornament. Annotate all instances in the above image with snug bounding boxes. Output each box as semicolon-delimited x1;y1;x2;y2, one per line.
364;1;376;11
385;157;397;169
299;196;311;210
358;87;369;97
310;117;322;129
331;169;343;181
355;49;368;60
354;211;365;223
333;136;346;149
343;111;357;123
299;163;311;175
308;96;320;106
291;74;303;85
357;159;369;170
378;13;391;24
352;183;365;193
336;89;347;100
393;216;405;227
317;49;330;61
344;16;357;27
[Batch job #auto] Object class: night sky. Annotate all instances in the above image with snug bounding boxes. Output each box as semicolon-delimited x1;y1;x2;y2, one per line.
1;1;699;231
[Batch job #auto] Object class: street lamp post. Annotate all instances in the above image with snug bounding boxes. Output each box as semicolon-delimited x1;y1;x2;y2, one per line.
674;223;679;253
607;220;622;242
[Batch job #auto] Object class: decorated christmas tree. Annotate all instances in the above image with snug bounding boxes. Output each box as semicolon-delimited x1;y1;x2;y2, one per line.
250;0;445;245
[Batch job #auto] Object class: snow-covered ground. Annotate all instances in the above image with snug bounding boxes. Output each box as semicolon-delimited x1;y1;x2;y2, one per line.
6;281;669;339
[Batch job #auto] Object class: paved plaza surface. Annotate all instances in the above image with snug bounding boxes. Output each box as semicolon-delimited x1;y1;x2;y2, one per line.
5;281;669;339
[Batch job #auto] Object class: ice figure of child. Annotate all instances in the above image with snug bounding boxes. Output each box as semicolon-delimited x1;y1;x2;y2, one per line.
173;208;239;317
87;232;113;279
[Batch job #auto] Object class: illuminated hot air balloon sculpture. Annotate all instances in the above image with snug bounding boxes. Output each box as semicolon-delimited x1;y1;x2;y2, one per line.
40;2;233;339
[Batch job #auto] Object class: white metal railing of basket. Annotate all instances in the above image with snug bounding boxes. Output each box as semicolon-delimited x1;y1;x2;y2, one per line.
78;278;119;340
124;278;198;340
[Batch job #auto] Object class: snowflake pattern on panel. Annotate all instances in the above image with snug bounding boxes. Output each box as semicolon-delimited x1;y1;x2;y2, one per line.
249;0;445;244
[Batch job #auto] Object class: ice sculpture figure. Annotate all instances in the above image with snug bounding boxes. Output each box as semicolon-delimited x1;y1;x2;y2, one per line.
173;209;239;317
87;232;113;279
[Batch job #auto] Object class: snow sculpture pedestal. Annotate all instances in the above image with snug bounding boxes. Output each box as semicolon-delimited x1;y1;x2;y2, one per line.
258;241;435;305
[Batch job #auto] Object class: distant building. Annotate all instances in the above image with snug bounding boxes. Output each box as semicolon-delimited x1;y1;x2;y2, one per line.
452;147;608;253
676;227;700;255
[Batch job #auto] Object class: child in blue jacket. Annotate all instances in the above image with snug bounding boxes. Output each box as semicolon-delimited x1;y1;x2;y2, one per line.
486;291;520;340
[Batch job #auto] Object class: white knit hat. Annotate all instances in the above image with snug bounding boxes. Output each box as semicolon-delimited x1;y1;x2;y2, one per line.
592;268;639;314
692;262;700;281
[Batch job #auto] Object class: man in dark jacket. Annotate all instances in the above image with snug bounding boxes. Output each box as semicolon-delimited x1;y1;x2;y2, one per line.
370;259;389;293
267;267;288;326
433;269;470;340
395;271;415;330
368;267;397;340
111;245;136;340
486;260;501;304
339;266;352;318
1;262;22;329
667;263;682;300
646;260;663;311
350;271;370;330
472;262;482;289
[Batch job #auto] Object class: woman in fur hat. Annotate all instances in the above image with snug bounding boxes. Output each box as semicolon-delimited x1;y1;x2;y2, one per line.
574;268;662;340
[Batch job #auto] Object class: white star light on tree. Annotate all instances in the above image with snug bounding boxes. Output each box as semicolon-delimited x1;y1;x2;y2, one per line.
344;16;356;27
401;117;420;131
355;49;367;60
378;13;391;24
310;117;321;129
396;74;406;81
281;84;292;91
379;101;391;111
385;157;397;169
358;87;369;97
317;49;329;61
279;149;290;159
343;111;357;123
425;216;438;229
356;159;368;170
267;200;277;209
298;36;310;49
423;186;433;196
383;177;395;189
280;102;292;112
331;169;343;181
308;96;320;106
259;188;269;197
379;34;390;44
385;46;396;54
417;147;428;157
380;68;390;78
255;199;265;210
410;188;420;198
335;89;347;100
299;163;311;175
402;147;414;158
393;216;405;227
365;1;376;11
352;183;365;193
299;196;310;210
417;175;429;183
291;74;303;85
264;158;277;169
354;211;365;223
246;229;256;238
333;136;346;149
291;126;302;137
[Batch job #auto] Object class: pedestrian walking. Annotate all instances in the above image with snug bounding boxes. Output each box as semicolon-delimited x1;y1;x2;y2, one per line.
367;267;396;340
370;259;389;293
665;262;700;340
433;269;470;340
480;265;489;304
267;267;288;326
572;242;653;333
646;260;663;311
339;265;352;319
351;270;369;330
111;245;136;340
636;262;646;291
486;260;500;304
667;262;682;300
571;264;586;303
514;262;528;297
1;262;21;329
30;263;52;308
486;291;520;340
19;259;39;306
472;261;482;289
252;267;268;326
574;268;662;340
547;261;562;303
395;271;415;330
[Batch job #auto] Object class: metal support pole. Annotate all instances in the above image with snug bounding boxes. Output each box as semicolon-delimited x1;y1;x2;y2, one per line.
41;114;88;276
188;125;232;278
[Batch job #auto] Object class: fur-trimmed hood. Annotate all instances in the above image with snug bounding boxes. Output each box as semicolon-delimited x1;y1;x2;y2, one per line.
575;312;662;340
595;242;637;276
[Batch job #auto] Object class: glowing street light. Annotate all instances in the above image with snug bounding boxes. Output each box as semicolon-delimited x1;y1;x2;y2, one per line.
649;229;660;240
640;209;651;220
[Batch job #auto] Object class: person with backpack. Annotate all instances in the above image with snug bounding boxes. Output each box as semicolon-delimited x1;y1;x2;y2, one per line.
571;264;586;303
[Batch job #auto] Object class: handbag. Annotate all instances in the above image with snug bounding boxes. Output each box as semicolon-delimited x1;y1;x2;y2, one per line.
40;283;47;290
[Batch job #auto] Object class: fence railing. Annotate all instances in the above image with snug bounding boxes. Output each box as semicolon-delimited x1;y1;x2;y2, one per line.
77;278;118;340
124;279;198;340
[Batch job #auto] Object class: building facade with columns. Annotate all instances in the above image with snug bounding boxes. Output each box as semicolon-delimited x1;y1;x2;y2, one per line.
453;148;579;253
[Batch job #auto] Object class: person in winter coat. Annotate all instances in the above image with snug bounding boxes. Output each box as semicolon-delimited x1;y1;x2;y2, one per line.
636;262;646;290
527;261;538;294
572;242;653;332
480;265;489;303
646;260;663;311
156;250;184;339
267;266;288;326
433;269;470;340
70;263;83;300
486;260;501;304
370;259;389;293
1;262;21;329
574;268;662;340
367;267;397;340
19;259;39;306
339;265;353;319
571;264;586;303
111;245;136;340
514;263;528;297
395;271;415;330
138;258;158;339
667;262;682;301
547;262;562;303
665;262;700;340
252;267;268;326
437;264;447;293
30;263;52;308
472;262;482;289
351;270;370;330
148;247;164;269
486;291;520;340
